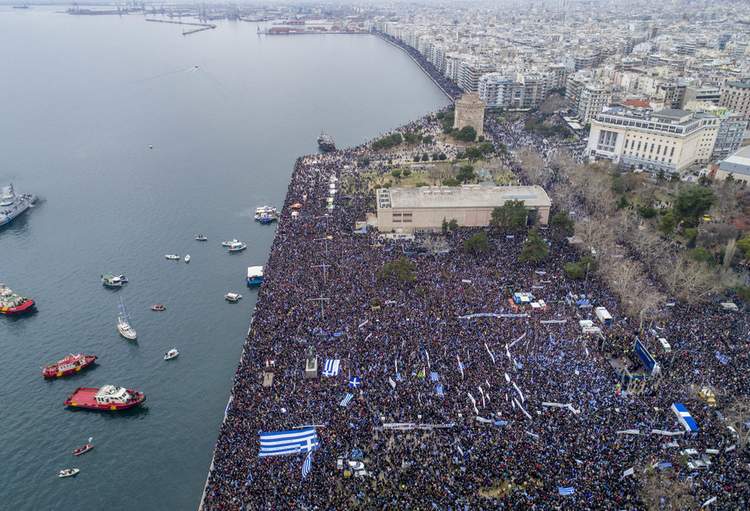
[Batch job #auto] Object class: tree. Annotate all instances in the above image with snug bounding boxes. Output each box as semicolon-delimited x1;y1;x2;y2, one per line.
391;169;402;180
402;168;412;178
637;205;657;219
491;200;528;229
674;185;715;225
659;210;676;235
463;232;490;255
737;234;750;260
378;257;416;284
413;155;421;162
448;219;459;231
422;135;433;144
616;195;629;210
456;164;476;184
442;178;460;187
689;247;715;265
519;228;549;263
550;211;575;237
454;126;477;142
441;217;449;235
421;153;429;162
438;153;447;161
564;262;585;279
611;174;626;194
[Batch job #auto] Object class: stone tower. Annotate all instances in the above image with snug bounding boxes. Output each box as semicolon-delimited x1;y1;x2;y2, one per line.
453;92;486;138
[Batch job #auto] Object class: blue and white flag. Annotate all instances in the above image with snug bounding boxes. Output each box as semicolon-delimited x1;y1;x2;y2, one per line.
435;383;444;397
301;451;313;480
322;359;341;377
715;351;729;365
348;376;362;389
259;428;319;457
339;393;354;407
558;487;575;496
430;372;439;382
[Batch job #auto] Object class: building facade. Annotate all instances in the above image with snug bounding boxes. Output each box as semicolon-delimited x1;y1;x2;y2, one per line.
478;72;547;110
566;74;611;124
720;80;750;120
376;185;552;232
717;146;750;183
585;107;719;175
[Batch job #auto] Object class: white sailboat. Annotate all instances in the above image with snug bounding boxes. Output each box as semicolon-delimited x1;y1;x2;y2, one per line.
117;299;137;340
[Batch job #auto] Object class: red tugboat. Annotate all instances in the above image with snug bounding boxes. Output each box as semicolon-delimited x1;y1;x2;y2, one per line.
43;354;97;379
0;283;35;315
64;385;145;411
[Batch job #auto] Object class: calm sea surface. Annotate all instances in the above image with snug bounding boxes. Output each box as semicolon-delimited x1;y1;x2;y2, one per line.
0;8;447;510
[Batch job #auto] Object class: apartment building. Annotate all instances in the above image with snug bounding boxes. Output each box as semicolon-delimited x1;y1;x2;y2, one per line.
566;73;611;123
478;72;548;110
720;80;750;120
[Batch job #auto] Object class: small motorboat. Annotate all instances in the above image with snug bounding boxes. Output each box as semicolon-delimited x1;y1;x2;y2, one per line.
195;234;208;241
257;213;277;224
225;292;242;303
164;348;179;360
117;300;137;340
254;206;277;221
101;274;127;288
221;239;239;247
58;468;80;478
247;266;264;287
165;254;180;261
72;438;94;457
227;241;247;253
151;304;166;312
184;254;191;263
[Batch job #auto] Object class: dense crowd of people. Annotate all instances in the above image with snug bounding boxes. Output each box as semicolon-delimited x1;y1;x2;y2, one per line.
200;111;750;510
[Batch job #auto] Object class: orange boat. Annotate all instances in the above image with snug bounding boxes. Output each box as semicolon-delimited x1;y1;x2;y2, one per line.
64;385;145;411
43;354;97;379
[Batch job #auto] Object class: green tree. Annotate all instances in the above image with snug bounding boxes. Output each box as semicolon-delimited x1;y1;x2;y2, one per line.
438;153;448;161
617;195;629;209
456;164;476;183
442;178;460;187
463;232;490;255
674;185;715;225
454;126;477;142
441;217;448;235
638;205;657;219
448;219;459;231
391;169;402;180
737;235;750;260
491;200;528;229
689;247;715;265
421;153;429;162
550;211;575;237
422;135;434;144
564;261;585;279
413;155;421;162
519;228;549;263
402;168;412;178
378;257;416;284
659;210;677;235
611;174;626;194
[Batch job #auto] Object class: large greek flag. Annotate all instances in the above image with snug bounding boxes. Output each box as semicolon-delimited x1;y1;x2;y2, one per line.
322;359;340;377
259;428;319;457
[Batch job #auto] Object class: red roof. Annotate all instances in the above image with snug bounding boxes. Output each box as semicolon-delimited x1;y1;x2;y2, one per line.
622;99;651;109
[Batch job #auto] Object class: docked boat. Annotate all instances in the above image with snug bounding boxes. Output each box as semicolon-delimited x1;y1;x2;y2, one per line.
43;354;97;379
0;184;36;228
184;254;191;263
64;385;145;411
317;131;336;152
247;266;264;287
164;348;179;360
58;468;80;478
0;283;35;315
225;292;242;303
151;304;166;312
195;234;208;241
101;274;127;288
116;300;137;340
254;206;278;224
221;239;240;247
227;241;247;253
72;438;94;457
165;254;180;260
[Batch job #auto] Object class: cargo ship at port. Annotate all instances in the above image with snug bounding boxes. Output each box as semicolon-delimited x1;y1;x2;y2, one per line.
64;385;145;411
0;184;36;228
317;131;336;152
43;354;97;379
0;284;35;315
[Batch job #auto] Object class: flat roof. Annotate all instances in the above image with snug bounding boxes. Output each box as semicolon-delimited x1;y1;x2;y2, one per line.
379;185;552;209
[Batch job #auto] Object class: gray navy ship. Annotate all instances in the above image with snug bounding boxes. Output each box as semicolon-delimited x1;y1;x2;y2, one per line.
0;184;36;227
317;131;336;153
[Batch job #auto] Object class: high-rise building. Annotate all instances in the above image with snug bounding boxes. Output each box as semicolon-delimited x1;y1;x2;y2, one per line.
585;107;720;175
720;80;750;120
478;72;548;110
566;74;610;124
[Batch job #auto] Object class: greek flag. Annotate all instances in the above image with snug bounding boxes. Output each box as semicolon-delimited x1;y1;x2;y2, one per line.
348;376;362;389
322;359;340;377
339;393;354;407
558;487;575;496
259;428;319;457
301;451;313;480
430;372;439;382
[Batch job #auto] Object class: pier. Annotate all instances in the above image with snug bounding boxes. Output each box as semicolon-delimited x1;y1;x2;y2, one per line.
145;18;216;35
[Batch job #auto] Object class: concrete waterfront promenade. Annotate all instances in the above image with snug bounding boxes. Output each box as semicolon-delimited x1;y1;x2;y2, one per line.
199;108;750;509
